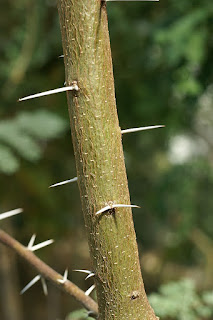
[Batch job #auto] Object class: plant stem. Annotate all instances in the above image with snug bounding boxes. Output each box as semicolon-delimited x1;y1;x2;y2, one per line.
0;229;98;315
57;0;157;319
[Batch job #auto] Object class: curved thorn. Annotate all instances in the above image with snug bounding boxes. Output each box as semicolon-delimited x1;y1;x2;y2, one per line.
0;208;23;221
96;204;140;215
95;205;111;216
85;273;95;280
112;204;140;209
85;284;96;296
121;125;165;135
73;269;92;275
18;85;79;102
49;177;78;188
20;275;41;294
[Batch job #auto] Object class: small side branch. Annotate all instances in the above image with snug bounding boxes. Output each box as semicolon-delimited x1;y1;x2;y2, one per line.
0;229;98;316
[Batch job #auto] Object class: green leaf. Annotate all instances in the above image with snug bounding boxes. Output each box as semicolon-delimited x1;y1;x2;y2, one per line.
0;144;19;174
66;309;95;320
149;279;213;320
0;121;42;161
0;110;68;174
202;291;213;306
16;110;68;139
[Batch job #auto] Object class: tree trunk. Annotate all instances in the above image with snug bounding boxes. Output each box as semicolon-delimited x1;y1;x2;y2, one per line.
57;1;157;319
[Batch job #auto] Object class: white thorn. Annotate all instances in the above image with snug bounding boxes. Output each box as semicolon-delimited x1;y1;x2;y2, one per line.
49;177;78;188
95;205;111;215
73;269;93;275
121;125;165;135
85;272;95;280
85;284;95;296
0;208;23;221
113;204;140;209
18;85;79;101
96;204;140;215
58;269;68;284
20;275;41;294
29;239;54;252
41;277;48;296
27;234;36;249
73;269;95;280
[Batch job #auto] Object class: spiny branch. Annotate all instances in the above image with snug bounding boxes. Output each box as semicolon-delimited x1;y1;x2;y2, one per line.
0;229;98;316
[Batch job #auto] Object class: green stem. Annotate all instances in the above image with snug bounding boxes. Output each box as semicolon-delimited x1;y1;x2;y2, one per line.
57;0;157;319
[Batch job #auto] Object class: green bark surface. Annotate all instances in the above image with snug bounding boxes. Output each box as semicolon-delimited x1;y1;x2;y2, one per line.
57;1;157;319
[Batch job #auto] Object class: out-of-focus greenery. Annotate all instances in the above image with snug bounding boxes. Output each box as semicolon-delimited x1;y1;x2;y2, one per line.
0;0;213;319
66;309;95;320
149;279;213;320
0;110;67;173
66;280;213;320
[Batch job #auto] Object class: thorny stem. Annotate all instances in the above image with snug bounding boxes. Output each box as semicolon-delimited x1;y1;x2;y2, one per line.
0;229;98;316
57;0;157;319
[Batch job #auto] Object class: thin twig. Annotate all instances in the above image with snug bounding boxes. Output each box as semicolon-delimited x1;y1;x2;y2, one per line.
0;229;98;315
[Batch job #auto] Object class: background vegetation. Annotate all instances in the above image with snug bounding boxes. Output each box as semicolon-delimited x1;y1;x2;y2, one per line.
0;0;213;319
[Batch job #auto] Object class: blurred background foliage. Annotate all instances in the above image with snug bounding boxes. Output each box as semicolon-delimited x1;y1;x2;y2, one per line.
0;0;213;319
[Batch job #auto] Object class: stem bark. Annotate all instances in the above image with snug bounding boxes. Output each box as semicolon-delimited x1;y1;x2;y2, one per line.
57;1;157;319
